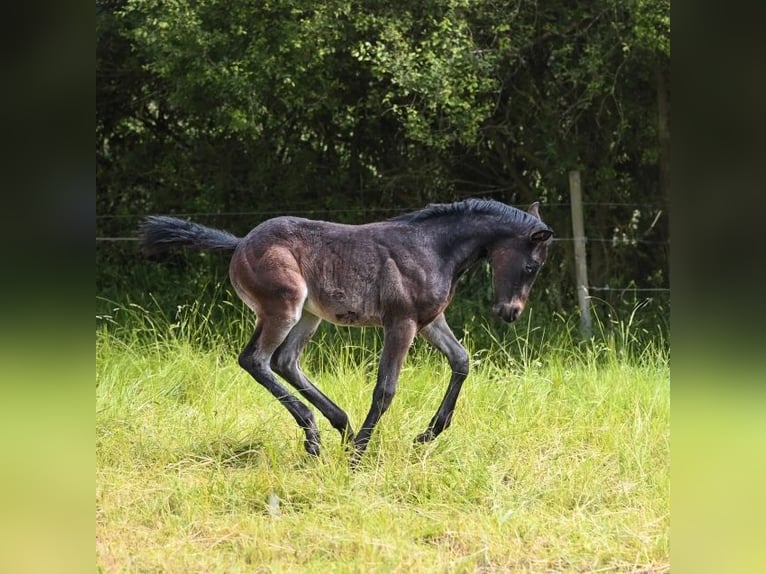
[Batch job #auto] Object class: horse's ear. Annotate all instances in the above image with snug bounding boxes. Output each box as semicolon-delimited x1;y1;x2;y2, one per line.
530;228;553;243
528;202;541;219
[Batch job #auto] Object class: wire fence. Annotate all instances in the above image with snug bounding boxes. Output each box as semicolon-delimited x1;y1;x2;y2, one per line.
95;201;667;221
96;204;670;296
589;287;670;293
94;235;669;246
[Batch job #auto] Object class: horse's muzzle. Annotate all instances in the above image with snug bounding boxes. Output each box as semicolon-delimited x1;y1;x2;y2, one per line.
492;302;524;323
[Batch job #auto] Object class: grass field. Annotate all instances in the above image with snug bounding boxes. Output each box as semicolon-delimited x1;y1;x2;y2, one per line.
96;303;669;573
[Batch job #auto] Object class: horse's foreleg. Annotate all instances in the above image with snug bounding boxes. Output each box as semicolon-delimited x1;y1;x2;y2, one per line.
352;318;418;464
272;312;355;444
239;322;321;456
415;313;470;443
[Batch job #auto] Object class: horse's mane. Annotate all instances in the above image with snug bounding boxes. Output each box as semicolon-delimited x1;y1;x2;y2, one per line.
391;198;541;230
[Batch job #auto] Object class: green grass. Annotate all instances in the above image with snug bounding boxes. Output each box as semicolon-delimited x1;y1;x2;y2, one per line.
96;304;669;573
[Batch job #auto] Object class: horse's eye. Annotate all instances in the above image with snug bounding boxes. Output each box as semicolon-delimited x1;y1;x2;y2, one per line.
525;263;539;275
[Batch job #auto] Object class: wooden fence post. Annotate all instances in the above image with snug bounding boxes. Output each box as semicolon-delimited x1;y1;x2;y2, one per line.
569;170;592;337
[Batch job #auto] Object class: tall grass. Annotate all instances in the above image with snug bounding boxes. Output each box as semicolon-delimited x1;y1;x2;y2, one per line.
96;298;669;573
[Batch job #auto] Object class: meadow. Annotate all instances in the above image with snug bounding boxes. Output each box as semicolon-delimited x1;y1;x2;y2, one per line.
96;299;669;573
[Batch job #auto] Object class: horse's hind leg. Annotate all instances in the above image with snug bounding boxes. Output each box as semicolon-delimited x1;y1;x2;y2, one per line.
415;313;470;443
238;320;321;456
272;312;356;443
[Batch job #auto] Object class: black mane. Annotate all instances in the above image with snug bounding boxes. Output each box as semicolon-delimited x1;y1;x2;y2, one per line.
392;198;541;229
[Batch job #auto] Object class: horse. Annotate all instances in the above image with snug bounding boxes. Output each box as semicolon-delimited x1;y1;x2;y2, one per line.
139;199;554;463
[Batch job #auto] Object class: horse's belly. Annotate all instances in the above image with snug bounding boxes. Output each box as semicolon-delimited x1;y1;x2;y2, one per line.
303;296;380;326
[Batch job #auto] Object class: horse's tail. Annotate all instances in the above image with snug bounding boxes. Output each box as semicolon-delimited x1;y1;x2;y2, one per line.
139;215;241;257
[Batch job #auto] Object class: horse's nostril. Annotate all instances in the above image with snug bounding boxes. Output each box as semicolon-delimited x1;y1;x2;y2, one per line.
501;306;516;322
493;303;523;322
507;303;524;322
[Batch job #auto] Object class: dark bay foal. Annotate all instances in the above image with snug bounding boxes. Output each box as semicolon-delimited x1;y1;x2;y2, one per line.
140;199;553;463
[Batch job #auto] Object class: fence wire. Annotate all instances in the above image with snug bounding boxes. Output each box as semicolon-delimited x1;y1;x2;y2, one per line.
96;204;669;295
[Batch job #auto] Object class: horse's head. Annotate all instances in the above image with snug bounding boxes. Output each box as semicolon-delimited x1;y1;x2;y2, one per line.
489;202;554;323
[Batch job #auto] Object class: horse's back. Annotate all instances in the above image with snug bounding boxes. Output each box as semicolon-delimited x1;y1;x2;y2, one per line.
229;215;449;326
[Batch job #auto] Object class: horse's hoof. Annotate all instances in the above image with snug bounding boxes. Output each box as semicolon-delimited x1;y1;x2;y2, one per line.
414;430;435;444
348;438;368;469
304;433;321;457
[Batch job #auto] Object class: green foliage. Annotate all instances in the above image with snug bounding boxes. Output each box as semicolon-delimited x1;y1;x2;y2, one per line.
352;3;498;150
98;4;671;565
634;0;671;57
97;0;670;333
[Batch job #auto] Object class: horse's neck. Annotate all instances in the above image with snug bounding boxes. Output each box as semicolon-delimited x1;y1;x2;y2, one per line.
433;219;497;276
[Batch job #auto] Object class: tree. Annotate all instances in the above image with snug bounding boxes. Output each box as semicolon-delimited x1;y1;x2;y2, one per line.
97;0;670;320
